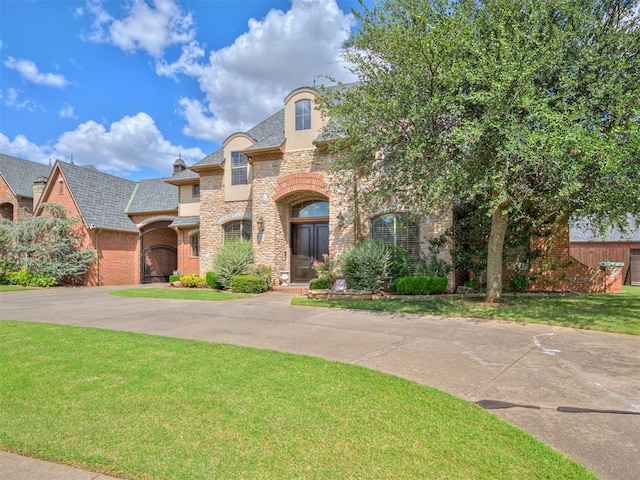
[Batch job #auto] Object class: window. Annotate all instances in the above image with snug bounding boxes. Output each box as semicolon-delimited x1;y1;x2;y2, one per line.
291;200;329;218
224;220;252;243
231;152;248;186
190;233;200;257
295;99;311;131
192;184;200;197
371;213;420;269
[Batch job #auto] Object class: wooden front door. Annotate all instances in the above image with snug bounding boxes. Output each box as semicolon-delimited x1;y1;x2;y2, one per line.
291;222;329;283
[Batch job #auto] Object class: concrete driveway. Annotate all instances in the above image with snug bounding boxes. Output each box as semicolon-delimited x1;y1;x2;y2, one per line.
1;286;639;480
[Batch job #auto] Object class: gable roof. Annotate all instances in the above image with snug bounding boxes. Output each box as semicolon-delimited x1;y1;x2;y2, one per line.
0;153;51;198
125;177;178;214
54;161;139;232
192;108;285;168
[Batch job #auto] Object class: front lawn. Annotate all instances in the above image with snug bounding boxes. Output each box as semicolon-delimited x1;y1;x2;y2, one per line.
0;321;596;479
110;287;251;301
293;286;640;335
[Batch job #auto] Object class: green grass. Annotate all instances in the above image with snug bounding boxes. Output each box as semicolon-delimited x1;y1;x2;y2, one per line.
293;286;640;335
0;321;596;479
110;287;251;301
0;285;36;292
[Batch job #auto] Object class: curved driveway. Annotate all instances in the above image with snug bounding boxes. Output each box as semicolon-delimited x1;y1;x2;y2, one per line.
1;286;639;480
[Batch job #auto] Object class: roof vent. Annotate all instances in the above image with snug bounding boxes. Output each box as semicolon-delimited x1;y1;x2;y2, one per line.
173;154;187;175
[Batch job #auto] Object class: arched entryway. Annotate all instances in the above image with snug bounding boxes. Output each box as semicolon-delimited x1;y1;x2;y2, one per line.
139;221;177;283
0;203;14;222
290;200;329;283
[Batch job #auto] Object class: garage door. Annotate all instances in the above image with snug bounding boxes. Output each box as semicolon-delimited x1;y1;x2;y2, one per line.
631;249;640;286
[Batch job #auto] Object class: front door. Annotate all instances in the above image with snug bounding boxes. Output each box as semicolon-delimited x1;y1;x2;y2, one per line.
291;222;329;283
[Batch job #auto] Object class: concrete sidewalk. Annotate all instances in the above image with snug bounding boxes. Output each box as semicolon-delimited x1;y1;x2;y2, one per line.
1;285;639;479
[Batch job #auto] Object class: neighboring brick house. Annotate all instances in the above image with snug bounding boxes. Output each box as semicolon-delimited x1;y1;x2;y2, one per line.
570;217;640;286
0;153;51;223
34;160;179;286
169;86;455;288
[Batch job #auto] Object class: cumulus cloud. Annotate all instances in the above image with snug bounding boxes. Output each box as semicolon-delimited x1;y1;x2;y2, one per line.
0;133;53;165
4;57;68;88
83;0;195;58
158;0;357;142
54;113;204;174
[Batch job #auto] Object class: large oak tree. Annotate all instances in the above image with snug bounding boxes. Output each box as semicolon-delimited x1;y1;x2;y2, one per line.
319;0;640;302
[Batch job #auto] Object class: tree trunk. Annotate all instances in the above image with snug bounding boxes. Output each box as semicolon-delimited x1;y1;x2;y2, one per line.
485;202;509;303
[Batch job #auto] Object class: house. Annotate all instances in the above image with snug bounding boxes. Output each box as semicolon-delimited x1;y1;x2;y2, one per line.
34;159;179;285
167;86;454;288
0;153;52;223
570;217;640;286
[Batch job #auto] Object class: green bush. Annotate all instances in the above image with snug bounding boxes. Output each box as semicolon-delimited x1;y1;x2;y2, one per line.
252;265;273;290
212;241;255;289
179;274;208;288
169;274;181;283
395;276;448;295
205;271;222;289
309;277;330;290
4;269;58;287
231;274;268;294
342;239;391;292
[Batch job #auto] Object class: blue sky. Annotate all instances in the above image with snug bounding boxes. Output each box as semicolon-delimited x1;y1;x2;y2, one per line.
0;0;365;180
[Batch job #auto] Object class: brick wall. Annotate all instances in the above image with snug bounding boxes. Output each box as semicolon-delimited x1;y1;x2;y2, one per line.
529;225;623;293
0;175;33;223
175;228;201;276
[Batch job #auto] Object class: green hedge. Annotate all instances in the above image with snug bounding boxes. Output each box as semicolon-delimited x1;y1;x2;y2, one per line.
169;274;181;283
309;278;330;290
231;274;268;294
206;271;223;289
2;270;58;287
395;276;448;295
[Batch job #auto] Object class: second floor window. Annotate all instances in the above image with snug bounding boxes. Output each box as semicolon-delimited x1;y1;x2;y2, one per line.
231;152;248;186
295;99;311;131
193;184;200;197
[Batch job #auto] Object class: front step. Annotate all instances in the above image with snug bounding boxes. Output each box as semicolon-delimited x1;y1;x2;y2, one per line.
272;283;309;294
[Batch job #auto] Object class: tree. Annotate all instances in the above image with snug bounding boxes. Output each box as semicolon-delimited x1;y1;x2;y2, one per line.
319;0;640;302
0;203;95;285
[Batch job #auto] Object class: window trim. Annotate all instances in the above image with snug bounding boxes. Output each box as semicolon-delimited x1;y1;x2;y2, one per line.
230;152;248;186
295;99;311;131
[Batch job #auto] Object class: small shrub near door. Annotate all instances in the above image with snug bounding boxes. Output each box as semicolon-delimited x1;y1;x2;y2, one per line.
309;277;330;290
342;239;391;292
231;275;268;294
212;241;255;289
395;276;448;295
180;274;208;288
206;271;222;289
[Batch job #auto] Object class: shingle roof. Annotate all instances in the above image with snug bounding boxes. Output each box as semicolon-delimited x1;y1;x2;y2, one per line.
169;216;200;228
0;153;52;198
193;149;224;167
571;216;640;242
57;161;138;232
166;168;200;182
125;177;178;213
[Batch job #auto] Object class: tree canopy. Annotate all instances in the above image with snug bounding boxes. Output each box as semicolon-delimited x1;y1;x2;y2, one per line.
319;0;640;301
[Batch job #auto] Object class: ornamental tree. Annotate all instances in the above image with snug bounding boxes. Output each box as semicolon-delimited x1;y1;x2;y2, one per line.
319;0;640;302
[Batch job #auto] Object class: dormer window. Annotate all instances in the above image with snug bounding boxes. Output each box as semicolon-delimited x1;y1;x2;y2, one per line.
231;151;248;186
295;99;311;131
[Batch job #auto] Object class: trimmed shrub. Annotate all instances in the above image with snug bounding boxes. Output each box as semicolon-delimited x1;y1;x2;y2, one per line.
180;274;208;288
206;271;222;289
4;270;58;287
231;274;268;294
341;239;391;292
213;241;255;289
395;276;448;295
309;277;330;290
169;274;181;283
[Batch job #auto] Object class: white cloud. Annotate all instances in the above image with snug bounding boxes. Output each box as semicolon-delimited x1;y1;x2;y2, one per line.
84;0;195;58
0;133;53;165
59;104;77;119
4;57;69;88
54;113;204;174
159;0;357;142
2;88;37;111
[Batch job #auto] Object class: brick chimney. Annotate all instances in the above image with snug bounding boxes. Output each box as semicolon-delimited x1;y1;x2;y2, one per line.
32;176;48;210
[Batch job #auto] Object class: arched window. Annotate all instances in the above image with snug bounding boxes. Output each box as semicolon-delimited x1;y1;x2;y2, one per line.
291;200;329;218
371;213;420;267
295;99;311;131
224;220;252;243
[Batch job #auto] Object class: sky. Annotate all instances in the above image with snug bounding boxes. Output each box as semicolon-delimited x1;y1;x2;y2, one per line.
0;0;365;180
